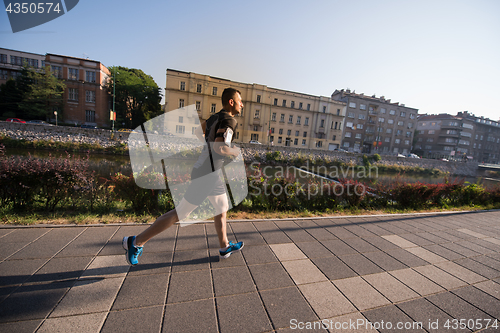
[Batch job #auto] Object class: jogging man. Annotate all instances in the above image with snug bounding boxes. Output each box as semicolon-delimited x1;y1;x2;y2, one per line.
123;88;244;265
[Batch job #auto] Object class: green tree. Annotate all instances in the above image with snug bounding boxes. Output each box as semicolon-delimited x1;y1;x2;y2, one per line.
109;66;163;129
18;66;66;120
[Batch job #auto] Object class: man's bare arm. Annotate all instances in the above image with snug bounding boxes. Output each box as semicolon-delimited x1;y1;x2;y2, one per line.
213;137;240;157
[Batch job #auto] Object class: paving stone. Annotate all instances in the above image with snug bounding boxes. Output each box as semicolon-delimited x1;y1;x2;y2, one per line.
405;247;447;264
166;269;212;303
381;235;418;248
422;244;465;261
397;298;458;332
416;232;449;244
217;292;273;333
50;277;124;317
209;247;246;268
80;255;129;279
56;226;118;257
26;256;93;284
338;254;384;276
359;222;394;236
333;276;390;311
323;226;357;239
439;242;481;258
298;281;356;319
0;285;18;303
452;286;500;319
342;237;379;253
363;305;426;332
400;233;435;246
230;222;266;245
458;228;487;238
319;239;357;256
163;298;217;333
426;292;495;324
413;265;468;290
343;223;377;238
385;248;429;267
282;259;328;285
453;258;500;279
473;280;500;300
253;222;291;244
361;236;400;251
175;224;207;251
0;258;48;286
0;228;49;244
455;240;494;255
430;231;463;242
260;286;318;330
0;280;73;323
171;249;210;272
435;261;488;284
270;243;307;261
276;221;316;243
103;306;163;333
0;319;42;333
241;245;278;265
362;251;408;271
363;272;419;303
38;312;107;333
8;228;83;260
207;223;235;249
389;268;444;296
248;262;295;290
0;242;28;261
141;225;177;253
311;256;357;281
212;266;256;296
127;251;173;276
295;220;338;241
112;273;169;310
296;241;334;259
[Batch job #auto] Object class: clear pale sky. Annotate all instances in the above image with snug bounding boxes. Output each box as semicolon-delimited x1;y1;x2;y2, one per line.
1;0;499;121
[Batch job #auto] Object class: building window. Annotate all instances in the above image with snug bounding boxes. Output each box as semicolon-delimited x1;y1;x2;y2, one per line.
355;133;362;139
196;84;202;93
192;127;197;135
282;100;287;107
280;114;285;122
345;132;352;138
271;112;276;121
257;94;261;103
85;110;95;122
400;111;406;117
176;125;185;134
85;90;95;103
51;66;62;78
395;139;401;144
68;88;78;101
270;135;274;142
212;87;217;95
196;101;201;111
428;130;435;134
278;137;282;144
320;119;325;128
85;71;96;83
378;118;385;123
307;104;311;111
254;110;260;118
360;104;366;110
253;125;259;131
386;128;392;133
406;131;411;137
287;129;291;136
0;70;7;80
388;119;394;124
396;130;402;135
251;133;259;141
179;99;184;108
295;130;299;136
358;114;365;120
398;121;404;126
337;109;341;115
346;122;353;128
274;98;278;106
271;128;275;134
291;101;295;108
68;68;78;81
385;137;390;142
323;106;327;113
409;113;415;119
296;116;301;125
294;138;298;145
405;140;410;145
304;117;309;126
299;102;303;109
303;131;307;137
288;115;293;123
332;135;336;140
211;103;216;113
349;102;356;108
0;54;7;63
316;141;323;148
279;129;283;135
357;124;363;129
179;116;184;123
302;139;306;145
348;112;355;118
180;81;185;91
380;108;386;114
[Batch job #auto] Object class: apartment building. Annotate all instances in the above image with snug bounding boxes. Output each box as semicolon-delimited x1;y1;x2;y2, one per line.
331;89;418;155
164;69;346;150
44;54;111;127
0;47;46;85
415;112;500;163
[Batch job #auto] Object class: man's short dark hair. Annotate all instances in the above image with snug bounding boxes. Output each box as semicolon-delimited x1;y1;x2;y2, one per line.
221;88;241;106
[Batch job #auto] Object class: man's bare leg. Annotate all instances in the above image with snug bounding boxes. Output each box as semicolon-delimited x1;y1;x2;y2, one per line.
208;194;230;248
135;198;197;247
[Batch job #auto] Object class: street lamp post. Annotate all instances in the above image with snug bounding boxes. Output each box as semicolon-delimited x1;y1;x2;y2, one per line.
112;68;116;132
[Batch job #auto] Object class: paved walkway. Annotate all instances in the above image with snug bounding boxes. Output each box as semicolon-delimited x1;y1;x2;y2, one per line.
0;211;499;333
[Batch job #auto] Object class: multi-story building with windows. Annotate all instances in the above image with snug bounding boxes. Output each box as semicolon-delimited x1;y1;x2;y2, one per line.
165;69;346;150
331;89;418;155
44;53;111;127
415;112;500;163
0;47;46;85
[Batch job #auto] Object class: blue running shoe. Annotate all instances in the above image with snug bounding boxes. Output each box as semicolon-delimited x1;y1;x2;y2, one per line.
219;240;244;259
123;236;143;266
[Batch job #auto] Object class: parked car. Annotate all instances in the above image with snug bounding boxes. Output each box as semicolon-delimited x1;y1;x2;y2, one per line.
249;140;261;144
333;148;347;152
397;153;406;158
440;158;449;162
80;124;98;129
408;153;420;158
26;120;50;125
6;118;26;123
